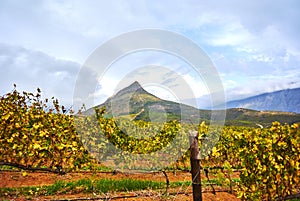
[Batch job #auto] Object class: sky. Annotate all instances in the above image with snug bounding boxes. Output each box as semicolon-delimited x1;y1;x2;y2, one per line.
1;0;300;110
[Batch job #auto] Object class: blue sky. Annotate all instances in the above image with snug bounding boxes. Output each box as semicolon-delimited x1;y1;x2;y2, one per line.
1;0;300;109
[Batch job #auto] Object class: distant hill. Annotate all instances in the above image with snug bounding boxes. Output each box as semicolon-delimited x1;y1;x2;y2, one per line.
226;88;300;113
84;82;300;127
84;81;208;123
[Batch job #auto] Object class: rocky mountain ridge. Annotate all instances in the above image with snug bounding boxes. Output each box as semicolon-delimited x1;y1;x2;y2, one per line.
84;82;300;126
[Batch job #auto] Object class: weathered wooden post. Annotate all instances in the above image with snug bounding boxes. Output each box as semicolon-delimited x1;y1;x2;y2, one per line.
189;131;202;201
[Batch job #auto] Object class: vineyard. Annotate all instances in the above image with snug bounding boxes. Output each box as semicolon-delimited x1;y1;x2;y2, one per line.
1;87;300;200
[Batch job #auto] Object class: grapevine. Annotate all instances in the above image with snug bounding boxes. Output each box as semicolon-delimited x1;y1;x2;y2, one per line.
1;86;300;200
0;86;93;174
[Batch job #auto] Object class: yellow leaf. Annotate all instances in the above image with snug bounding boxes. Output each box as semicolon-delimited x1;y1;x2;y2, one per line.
223;161;230;170
2;113;10;121
20;158;25;164
57;144;65;150
225;178;231;185
262;165;267;171
290;160;295;166
33;124;39;129
33;143;41;149
212;147;219;157
22;171;28;177
276;173;281;181
7;137;13;143
39;131;46;137
15;123;21;128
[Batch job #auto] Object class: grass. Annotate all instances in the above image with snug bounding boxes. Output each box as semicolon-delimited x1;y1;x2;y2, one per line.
1;178;223;198
0;175;241;198
0;178;167;197
0;165;18;171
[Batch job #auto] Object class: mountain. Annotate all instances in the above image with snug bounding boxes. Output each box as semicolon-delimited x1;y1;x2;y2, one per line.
226;88;300;113
84;82;300;127
84;81;209;122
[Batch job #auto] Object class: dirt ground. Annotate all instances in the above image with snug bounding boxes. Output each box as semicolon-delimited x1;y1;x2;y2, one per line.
0;171;240;201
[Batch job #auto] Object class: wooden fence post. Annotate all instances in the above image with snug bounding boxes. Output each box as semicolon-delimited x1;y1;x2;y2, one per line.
189;131;202;201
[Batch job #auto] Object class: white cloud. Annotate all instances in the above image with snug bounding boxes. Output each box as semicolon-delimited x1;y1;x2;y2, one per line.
207;22;254;47
226;74;300;101
0;43;80;107
0;0;300;108
144;85;179;102
182;74;208;98
92;76;120;105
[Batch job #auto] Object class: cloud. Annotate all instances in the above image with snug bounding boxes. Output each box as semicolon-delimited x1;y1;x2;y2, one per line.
225;73;300;101
0;43;80;107
0;0;300;108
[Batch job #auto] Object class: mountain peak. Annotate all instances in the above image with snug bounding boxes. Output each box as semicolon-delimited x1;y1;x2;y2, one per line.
83;82;300;126
129;81;142;90
115;81;144;97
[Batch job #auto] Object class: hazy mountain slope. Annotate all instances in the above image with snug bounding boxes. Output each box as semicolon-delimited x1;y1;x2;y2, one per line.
226;88;300;113
84;82;300;126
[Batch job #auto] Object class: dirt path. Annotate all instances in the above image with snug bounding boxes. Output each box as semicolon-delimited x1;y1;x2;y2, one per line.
0;171;241;201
